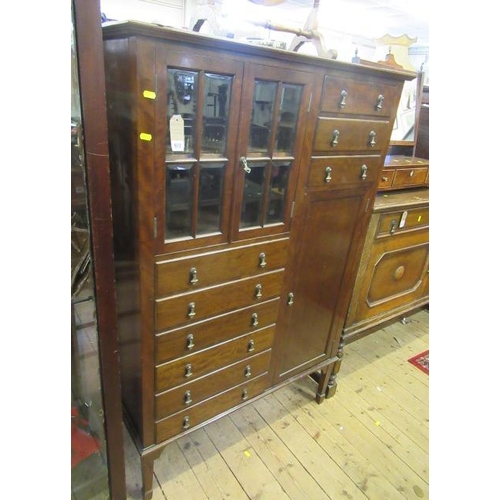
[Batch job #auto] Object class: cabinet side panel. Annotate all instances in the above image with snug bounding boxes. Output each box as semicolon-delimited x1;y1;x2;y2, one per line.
104;38;143;437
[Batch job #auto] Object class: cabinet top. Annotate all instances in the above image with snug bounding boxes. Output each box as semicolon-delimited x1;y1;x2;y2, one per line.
374;188;429;211
102;20;415;82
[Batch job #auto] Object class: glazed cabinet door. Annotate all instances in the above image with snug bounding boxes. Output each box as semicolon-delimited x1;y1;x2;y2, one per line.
232;64;314;241
155;48;244;253
275;186;371;380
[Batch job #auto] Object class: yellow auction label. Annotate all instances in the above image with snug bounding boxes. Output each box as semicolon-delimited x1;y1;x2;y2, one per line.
139;132;153;141
143;90;156;100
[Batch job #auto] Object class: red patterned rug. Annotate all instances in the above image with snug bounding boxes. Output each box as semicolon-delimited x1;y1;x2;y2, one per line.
408;350;429;375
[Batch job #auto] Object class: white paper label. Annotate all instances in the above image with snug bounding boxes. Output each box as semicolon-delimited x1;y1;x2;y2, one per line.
170;115;185;152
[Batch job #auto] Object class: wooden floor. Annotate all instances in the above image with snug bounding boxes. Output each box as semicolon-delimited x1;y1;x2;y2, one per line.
123;309;429;500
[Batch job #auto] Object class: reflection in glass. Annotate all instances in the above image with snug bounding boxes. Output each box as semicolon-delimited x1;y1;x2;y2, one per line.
202;74;232;154
167;69;198;154
249;81;277;153
275;84;302;154
266;161;291;224
166;164;194;239
240;161;267;228
198;163;225;235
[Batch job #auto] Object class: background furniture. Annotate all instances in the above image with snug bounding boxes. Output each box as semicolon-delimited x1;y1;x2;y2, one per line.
102;21;413;499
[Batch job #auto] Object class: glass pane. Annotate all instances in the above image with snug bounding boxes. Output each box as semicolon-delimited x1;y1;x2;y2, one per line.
198;163;225;235
266;161;292;224
248;81;277;153
166;69;198;155
275;84;302;154
202;73;232;154
240;161;267;228
166;164;194;239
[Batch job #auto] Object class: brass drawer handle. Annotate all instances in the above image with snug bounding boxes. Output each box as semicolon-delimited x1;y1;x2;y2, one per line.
185;363;193;378
287;292;294;306
258;252;267;268
187;302;196;319
331;129;340;147
368;131;376;147
189;267;199;285
184;390;192;405
390;220;397;235
240;156;251;173
360;164;368;180
339;89;347;108
247;339;255;352
242;388;248;400
182;416;190;430
244;365;252;378
381;176;389;182
251;312;259;327
186;333;195;350
324;166;332;183
255;284;263;299
376;94;384;111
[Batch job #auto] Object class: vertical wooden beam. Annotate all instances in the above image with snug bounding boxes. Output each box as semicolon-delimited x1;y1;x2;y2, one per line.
72;1;126;498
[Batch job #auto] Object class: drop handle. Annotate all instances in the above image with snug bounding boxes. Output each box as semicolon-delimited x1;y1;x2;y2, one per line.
187;302;196;319
368;131;376;147
251;312;259;327
182;416;190;430
376;94;384;111
360;164;368;180
339;89;347;108
189;267;199;285
242;388;248;400
186;333;195;350
324;166;332;183
331;129;340;147
244;365;252;378
240;156;251;173
184;390;192;405
247;339;255;352
255;284;263;299
258;252;267;268
390;220;397;235
287;292;294;306
185;364;193;378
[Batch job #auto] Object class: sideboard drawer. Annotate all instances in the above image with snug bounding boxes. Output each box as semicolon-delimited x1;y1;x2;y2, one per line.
155;374;271;443
392;168;429;188
320;74;401;118
377;207;429;237
155;349;272;419
156;238;288;298
156;298;279;363
313;117;391;154
308;155;381;188
379;169;395;189
156;325;275;391
155;269;285;331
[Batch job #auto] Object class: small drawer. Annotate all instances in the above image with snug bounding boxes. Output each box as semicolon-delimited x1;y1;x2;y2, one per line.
156;325;275;391
155;349;272;419
156;238;288;298
378;169;395;189
308;155;381;188
155;269;285;331
392;168;429;188
320;74;401;118
155;374;271;443
377;207;429;237
313;117;391;153
156;298;279;364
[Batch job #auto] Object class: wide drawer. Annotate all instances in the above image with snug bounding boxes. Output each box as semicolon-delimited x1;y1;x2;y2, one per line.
156;298;279;364
155;269;284;331
155;374;271;443
392;167;429;188
155;238;288;297
156;325;275;391
377;207;429;237
308;155;381;188
313;117;391;154
320;74;401;118
155;349;271;419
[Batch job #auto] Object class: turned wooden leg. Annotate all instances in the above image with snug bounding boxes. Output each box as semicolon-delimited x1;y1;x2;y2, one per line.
325;334;345;399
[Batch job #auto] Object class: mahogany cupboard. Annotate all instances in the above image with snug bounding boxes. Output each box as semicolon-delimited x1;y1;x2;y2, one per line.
102;21;414;499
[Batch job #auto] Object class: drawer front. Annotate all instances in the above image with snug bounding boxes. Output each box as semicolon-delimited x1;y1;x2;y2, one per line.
313;117;391;154
156;239;288;297
156;269;284;331
155;374;271;443
321;74;401;118
377;207;429;237
392;168;429;188
308;155;381;188
156;350;272;419
379;169;395;189
156;298;279;364
156;325;275;391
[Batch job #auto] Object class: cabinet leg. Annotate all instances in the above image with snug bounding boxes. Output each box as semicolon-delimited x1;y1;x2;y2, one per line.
141;448;162;500
315;362;334;404
325;334;345;399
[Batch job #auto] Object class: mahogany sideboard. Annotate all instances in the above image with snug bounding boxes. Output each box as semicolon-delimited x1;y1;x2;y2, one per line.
102;21;414;499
